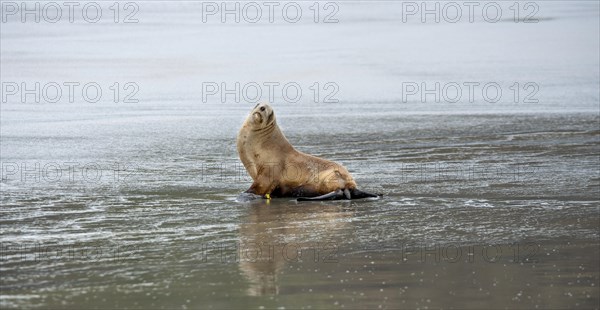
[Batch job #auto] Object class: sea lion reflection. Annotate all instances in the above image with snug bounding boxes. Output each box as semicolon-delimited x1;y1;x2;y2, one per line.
237;199;352;296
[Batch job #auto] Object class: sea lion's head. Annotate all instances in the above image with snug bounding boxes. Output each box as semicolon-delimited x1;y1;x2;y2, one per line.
249;103;276;129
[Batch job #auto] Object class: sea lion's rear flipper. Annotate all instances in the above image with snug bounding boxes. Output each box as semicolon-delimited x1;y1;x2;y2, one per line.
297;190;344;201
343;188;351;200
350;188;381;199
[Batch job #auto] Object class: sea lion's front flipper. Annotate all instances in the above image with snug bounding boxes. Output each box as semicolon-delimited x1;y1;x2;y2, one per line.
350;188;381;199
297;190;344;201
236;192;263;202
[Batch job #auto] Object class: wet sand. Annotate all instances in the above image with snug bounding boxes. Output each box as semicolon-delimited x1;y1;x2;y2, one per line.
1;110;598;309
1;1;599;309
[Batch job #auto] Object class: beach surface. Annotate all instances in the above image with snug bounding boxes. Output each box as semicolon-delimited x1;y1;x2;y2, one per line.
1;1;599;308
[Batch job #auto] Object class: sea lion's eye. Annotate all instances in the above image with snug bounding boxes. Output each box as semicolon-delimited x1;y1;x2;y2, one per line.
260;106;265;111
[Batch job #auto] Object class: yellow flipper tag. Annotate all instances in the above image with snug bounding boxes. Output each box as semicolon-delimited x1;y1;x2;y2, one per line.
265;193;271;200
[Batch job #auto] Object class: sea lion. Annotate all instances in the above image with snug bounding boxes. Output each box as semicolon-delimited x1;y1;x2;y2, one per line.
237;103;379;201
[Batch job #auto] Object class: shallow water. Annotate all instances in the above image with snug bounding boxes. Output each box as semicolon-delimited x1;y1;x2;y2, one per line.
2;109;598;309
1;1;599;309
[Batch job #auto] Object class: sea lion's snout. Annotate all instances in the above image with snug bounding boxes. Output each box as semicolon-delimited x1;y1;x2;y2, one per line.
252;112;263;124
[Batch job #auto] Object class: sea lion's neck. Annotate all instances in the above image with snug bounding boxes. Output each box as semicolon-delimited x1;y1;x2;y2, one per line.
253;121;276;136
253;121;295;153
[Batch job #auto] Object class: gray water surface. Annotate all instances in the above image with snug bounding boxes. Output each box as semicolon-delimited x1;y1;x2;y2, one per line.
2;108;598;309
1;1;599;309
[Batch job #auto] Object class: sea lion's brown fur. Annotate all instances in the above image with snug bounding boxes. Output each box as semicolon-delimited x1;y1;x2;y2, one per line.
237;103;358;198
